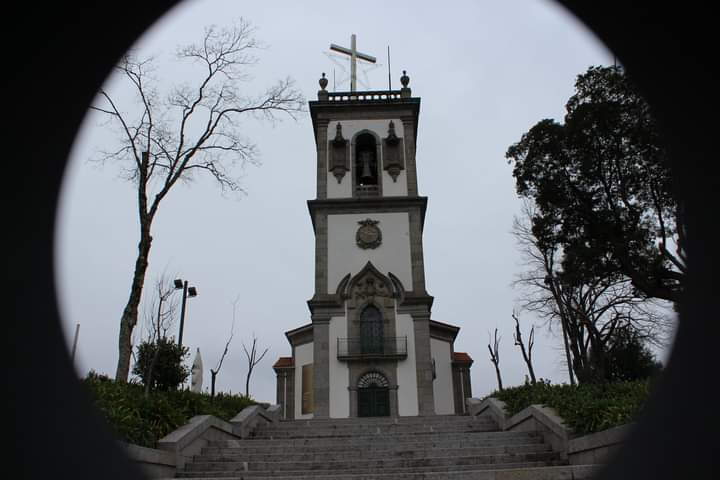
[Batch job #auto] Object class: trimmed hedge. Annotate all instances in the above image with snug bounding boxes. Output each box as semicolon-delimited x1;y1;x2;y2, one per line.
81;371;256;448
488;379;654;435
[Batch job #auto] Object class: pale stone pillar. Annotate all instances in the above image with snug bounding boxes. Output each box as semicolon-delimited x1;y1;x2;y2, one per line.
413;313;435;416
401;116;418;196
312;316;331;418
316;119;330;199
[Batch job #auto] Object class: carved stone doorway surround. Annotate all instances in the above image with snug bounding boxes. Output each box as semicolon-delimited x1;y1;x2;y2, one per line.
349;368;398;418
338;262;403;417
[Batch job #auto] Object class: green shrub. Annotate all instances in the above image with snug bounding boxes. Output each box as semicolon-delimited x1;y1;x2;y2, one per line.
81;371;256;448
132;338;190;391
605;328;663;382
488;378;654;435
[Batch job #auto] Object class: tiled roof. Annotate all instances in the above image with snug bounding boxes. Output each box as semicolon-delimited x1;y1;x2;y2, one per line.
273;357;294;368
452;352;473;364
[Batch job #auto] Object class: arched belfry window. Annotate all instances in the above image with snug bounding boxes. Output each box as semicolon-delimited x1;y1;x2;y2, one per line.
355;133;379;196
360;304;384;354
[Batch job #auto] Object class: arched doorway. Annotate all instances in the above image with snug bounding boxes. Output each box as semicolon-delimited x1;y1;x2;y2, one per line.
357;371;390;417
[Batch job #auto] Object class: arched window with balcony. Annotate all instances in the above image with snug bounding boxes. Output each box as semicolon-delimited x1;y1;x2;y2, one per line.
360;304;383;354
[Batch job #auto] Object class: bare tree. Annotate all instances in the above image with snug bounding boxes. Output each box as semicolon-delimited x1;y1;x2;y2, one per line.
512;311;536;384
511;201;576;385
210;295;238;398
512;201;672;383
90;20;305;381
242;333;269;398
487;328;503;391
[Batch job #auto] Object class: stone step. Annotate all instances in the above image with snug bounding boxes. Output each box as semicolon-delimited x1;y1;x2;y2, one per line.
183;452;562;473
176;460;570;478
261;420;498;433
208;431;540;449
203;435;544;455
263;418;497;427
270;415;489;427
251;424;498;439
171;464;599;480
196;443;552;463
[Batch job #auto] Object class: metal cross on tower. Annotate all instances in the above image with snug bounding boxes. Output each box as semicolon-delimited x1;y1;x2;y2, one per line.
330;34;377;92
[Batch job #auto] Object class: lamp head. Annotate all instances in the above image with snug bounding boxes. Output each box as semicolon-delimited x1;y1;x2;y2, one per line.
174;279;183;289
188;286;198;297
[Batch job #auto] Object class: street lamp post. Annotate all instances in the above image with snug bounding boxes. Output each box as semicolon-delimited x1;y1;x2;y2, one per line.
174;278;198;350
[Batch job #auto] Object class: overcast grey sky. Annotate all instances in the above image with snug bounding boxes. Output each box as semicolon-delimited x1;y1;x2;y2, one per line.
56;0;668;404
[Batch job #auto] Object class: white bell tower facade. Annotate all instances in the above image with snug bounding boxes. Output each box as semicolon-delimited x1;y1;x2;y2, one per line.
273;70;474;420
307;71;437;419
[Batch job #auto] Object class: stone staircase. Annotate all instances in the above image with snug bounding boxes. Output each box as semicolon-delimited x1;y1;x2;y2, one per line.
176;415;597;479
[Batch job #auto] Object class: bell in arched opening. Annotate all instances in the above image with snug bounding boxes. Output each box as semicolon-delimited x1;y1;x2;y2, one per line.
355;133;378;194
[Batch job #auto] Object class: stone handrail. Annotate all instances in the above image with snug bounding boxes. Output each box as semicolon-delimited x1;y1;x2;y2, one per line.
156;414;238;470
230;404;281;438
466;396;632;465
125;403;281;477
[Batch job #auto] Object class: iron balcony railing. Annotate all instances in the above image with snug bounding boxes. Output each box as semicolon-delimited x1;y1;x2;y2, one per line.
337;336;408;361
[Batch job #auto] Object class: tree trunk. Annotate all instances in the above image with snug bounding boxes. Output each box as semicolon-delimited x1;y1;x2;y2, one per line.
115;222;153;381
560;316;576;385
494;365;503;391
144;342;161;397
512;314;537;384
245;366;252;397
546;277;577;385
524;353;536;384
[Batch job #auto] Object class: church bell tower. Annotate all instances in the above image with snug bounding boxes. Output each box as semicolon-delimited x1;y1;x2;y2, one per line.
306;69;437;418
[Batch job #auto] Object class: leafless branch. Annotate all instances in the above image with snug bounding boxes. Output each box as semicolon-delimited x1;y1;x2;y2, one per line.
243;333;269;398
487;328;503;391
209;294;239;397
512;311;537;384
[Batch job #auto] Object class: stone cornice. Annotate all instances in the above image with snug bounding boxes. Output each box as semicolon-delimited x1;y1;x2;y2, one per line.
429;319;460;342
307;196;428;233
307;294;345;317
309;97;420;147
396;292;434;315
285;323;313;347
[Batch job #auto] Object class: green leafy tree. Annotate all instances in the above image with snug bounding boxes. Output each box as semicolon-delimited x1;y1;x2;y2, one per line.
605;326;663;381
511;202;670;385
506;65;685;305
133;337;189;391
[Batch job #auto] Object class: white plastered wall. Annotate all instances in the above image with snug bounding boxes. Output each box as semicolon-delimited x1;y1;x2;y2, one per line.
294;342;314;420
326;119;408;198
396;313;419;416
431;338;455;415
327;212;412;293
329;315;350;418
